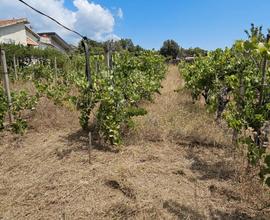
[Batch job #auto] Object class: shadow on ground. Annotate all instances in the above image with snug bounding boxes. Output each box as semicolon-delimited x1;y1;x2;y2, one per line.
210;209;269;220
56;128;118;159
186;152;235;181
163;200;205;219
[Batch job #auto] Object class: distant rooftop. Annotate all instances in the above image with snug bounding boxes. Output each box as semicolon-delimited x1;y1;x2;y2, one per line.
0;18;29;28
38;32;70;51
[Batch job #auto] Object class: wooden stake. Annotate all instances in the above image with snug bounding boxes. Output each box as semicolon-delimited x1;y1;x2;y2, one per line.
106;51;110;69
88;132;93;164
232;129;238;145
61;212;66;220
95;60;98;73
54;57;57;85
0;49;14;124
16;58;19;77
13;55;18;80
105;41;112;69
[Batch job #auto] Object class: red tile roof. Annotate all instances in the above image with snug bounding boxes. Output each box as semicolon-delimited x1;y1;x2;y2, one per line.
0;18;29;28
27;37;39;46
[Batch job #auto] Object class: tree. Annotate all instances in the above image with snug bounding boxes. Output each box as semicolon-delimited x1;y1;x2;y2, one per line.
77;39;104;54
76;38;145;55
118;39;135;52
160;40;180;59
181;47;207;57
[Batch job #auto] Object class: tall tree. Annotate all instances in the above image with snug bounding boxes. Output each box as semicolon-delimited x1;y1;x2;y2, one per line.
118;38;135;52
160;40;180;59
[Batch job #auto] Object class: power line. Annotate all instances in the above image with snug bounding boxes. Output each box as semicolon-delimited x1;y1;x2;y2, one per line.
17;0;85;39
17;0;92;86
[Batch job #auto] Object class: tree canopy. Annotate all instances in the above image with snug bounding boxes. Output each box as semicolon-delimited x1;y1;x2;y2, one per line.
77;38;145;55
160;40;180;59
181;47;208;57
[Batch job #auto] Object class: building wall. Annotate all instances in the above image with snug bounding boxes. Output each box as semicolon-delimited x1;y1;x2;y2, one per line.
39;36;51;45
39;35;67;53
50;37;66;53
0;24;27;45
26;29;39;46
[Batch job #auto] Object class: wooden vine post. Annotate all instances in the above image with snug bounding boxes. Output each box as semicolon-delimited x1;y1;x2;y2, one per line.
95;60;99;73
54;56;57;85
88;132;93;164
0;49;14;124
106;46;110;69
13;55;18;80
81;38;92;87
105;41;112;70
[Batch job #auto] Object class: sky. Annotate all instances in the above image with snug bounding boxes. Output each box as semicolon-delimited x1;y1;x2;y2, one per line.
1;0;270;50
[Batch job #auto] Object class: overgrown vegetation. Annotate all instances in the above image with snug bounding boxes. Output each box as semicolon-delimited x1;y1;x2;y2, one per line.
0;43;69;69
159;39;207;61
180;24;270;186
0;44;166;144
77;38;145;55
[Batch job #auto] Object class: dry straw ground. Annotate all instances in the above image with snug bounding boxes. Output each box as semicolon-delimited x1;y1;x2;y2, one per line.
0;66;270;219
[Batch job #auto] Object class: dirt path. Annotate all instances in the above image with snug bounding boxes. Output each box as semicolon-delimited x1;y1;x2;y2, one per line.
0;66;269;219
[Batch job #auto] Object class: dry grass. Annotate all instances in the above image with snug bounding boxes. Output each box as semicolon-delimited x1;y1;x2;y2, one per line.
29;97;80;132
0;65;270;219
11;80;36;93
129;66;229;147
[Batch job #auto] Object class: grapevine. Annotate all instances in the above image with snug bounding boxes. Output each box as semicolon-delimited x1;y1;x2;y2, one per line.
180;25;270;186
0;49;166;145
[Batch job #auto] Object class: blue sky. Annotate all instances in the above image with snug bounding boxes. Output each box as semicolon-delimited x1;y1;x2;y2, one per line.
1;0;270;50
64;0;270;50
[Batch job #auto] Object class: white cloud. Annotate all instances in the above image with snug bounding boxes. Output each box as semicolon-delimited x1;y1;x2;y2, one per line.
0;0;121;44
73;0;116;41
103;33;121;41
117;8;123;19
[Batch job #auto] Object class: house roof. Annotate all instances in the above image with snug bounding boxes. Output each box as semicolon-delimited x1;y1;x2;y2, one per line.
27;37;39;46
25;26;40;39
0;18;39;39
0;18;29;28
38;32;70;51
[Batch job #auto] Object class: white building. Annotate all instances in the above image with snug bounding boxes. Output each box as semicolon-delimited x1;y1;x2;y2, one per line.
38;32;71;53
0;18;39;46
0;18;71;53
